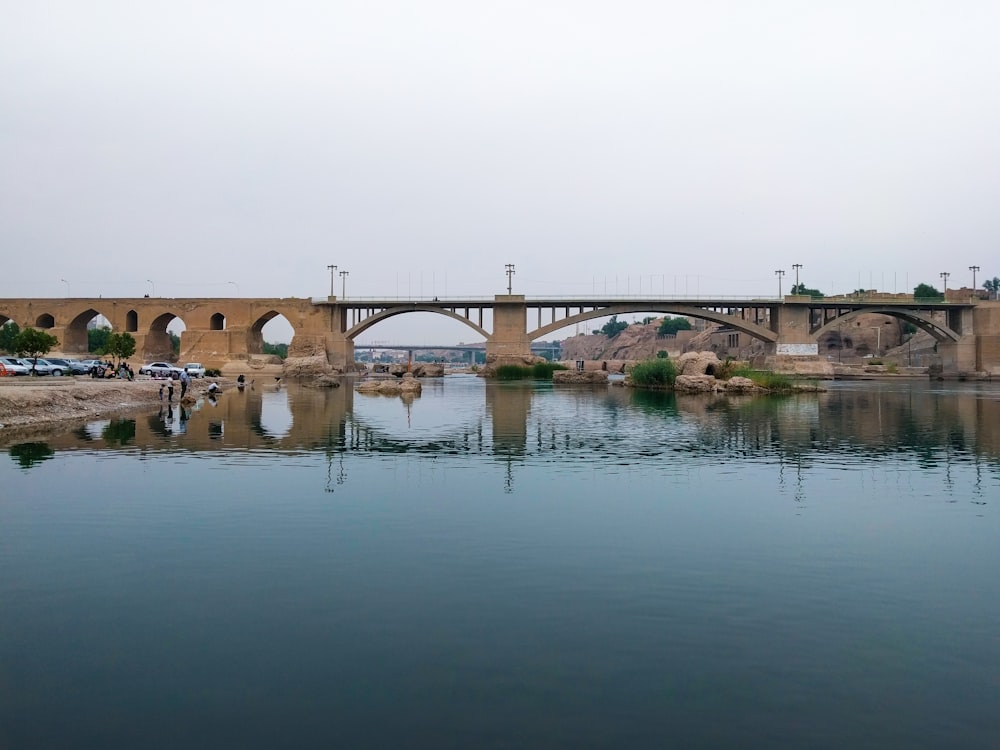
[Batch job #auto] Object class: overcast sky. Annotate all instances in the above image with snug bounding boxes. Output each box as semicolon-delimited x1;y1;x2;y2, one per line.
2;1;998;343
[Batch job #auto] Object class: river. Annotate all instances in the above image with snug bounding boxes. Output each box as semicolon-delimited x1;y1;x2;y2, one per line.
1;376;998;749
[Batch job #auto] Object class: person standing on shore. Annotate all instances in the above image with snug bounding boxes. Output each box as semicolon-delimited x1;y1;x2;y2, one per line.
167;379;174;403
179;369;189;399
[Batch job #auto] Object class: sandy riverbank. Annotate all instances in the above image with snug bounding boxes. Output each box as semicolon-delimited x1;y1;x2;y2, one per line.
0;377;230;442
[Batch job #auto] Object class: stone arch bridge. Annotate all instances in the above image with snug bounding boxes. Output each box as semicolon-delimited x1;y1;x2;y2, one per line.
0;294;997;374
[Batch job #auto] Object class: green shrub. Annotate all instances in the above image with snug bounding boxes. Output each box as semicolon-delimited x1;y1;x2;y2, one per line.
727;365;792;390
531;362;568;379
629;358;678;387
496;364;532;380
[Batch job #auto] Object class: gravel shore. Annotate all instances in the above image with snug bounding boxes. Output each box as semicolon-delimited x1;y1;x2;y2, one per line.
0;377;222;442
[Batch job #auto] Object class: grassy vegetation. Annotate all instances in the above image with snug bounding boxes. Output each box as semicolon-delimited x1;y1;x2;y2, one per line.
495;362;568;380
628;358;678;387
725;364;793;391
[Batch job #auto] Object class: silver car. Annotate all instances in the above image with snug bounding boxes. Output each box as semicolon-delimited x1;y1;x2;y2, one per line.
19;357;55;376
0;356;30;375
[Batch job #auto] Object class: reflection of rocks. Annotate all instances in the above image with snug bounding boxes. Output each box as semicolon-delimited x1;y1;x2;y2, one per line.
303;375;341;389
357;373;422;395
553;370;609;384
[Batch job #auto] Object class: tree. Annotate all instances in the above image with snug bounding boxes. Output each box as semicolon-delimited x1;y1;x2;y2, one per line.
790;283;824;297
14;327;59;375
88;325;111;354
169;332;181;355
984;277;1000;300
657;316;693;336
104;332;136;365
0;321;20;353
914;283;943;300
600;315;628;338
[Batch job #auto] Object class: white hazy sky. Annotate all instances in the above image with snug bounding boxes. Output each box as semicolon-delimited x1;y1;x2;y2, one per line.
2;1;998;344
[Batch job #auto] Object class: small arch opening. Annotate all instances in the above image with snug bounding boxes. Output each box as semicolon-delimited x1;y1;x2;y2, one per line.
210;313;226;331
126;310;138;332
36;313;55;329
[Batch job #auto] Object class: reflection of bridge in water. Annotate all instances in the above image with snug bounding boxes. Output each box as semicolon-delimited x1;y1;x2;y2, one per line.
12;380;1000;493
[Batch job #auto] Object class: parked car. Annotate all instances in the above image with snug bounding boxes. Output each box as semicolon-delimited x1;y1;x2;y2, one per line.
139;362;183;377
45;358;80;376
183;363;206;378
19;357;55;376
0;356;30;375
65;359;92;375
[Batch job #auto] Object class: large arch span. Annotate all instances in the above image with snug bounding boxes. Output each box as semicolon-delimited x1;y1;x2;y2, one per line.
528;304;779;344
812;307;960;343
345;305;490;341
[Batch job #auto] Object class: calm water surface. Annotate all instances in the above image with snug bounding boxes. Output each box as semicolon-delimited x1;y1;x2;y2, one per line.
2;376;999;749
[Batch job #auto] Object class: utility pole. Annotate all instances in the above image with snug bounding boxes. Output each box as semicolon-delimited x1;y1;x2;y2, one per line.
970;265;979;292
340;270;349;299
775;269;785;297
940;271;950;295
505;264;515;294
792;263;802;292
327;265;338;297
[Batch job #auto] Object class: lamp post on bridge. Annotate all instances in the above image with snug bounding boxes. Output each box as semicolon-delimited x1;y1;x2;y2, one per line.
970;265;979;293
228;281;240;297
792;263;802;293
146;279;154;297
60;278;70;297
505;264;515;294
340;270;349;299
327;265;338;298
940;271;950;296
775;269;785;297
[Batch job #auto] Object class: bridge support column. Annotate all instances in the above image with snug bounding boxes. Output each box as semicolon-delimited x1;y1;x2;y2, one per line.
770;304;818;356
974;303;1000;375
486;295;532;363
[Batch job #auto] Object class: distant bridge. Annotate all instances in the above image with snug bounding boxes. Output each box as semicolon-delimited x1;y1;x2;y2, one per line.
0;293;997;374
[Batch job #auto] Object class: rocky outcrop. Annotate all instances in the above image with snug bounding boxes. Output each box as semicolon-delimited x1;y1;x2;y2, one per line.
283;355;334;378
677;351;723;376
387;363;445;377
357;373;422;395
303;374;341;389
673;374;722;393
552;370;609;384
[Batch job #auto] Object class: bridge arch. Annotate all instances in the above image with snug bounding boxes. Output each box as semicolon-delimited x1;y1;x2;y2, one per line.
812;307;959;343
63;308;114;354
345;306;490;341
125;310;138;332
36;313;55;329
528;304;779;344
210;312;225;330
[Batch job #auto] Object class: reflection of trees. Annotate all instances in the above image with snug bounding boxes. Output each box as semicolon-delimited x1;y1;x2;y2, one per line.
9;442;55;469
102;418;136;446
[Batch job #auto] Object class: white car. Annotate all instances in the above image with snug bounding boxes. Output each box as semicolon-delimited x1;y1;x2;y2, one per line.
184;363;206;378
139;362;183;377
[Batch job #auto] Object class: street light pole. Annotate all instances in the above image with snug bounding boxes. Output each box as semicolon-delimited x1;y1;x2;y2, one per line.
940;271;950;295
775;269;785;297
340;270;349;298
505;264;515;294
970;265;979;292
228;281;239;296
327;265;338;298
146;279;154;297
792;263;802;292
60;278;70;297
